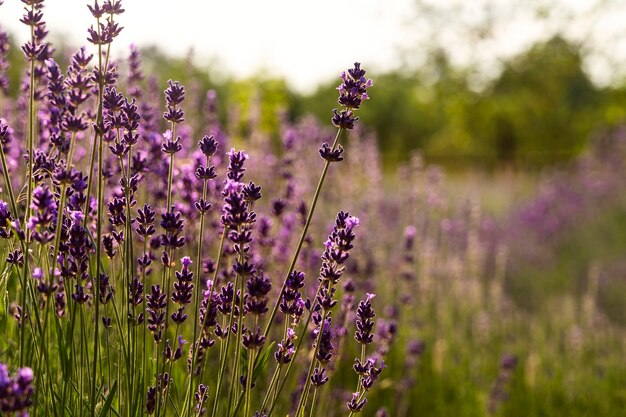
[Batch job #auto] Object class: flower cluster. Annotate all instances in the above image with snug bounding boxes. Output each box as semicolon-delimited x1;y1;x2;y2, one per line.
0;364;34;415
331;62;372;130
0;3;390;415
347;357;384;413
355;293;376;345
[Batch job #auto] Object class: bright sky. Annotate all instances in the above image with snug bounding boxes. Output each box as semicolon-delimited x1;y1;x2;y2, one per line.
0;0;625;92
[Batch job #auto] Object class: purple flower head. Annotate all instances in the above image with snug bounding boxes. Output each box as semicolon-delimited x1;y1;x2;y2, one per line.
319;141;345;162
222;179;244;196
0;364;35;414
311;367;329;387
161;134;182;155
103;0;125;15
315;318;334;363
171;255;194;313
70;210;84;224
243;181;262;203
30;185;56;213
318;211;359;285
198;135;218;157
330;62;372;131
147;285;167;342
28;185;57;241
0;118;12;145
287;327;296;339
0;200;12;239
280;270;305;319
164;80;185;106
355;294;376;345
347;392;367;413
146;386;156;414
245;273;271;315
160;208;185;250
226;148;249;182
136;203;156;237
345;215;360;230
331;109;357;130
32;267;43;280
500;354;518;371
163;80;185;123
87;1;105;18
173;335;187;360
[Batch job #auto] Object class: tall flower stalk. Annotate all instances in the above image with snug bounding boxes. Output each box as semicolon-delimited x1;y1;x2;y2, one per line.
0;2;392;414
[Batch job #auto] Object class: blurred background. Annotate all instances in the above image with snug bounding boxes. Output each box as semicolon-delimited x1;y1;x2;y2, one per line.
2;1;626;415
1;0;626;168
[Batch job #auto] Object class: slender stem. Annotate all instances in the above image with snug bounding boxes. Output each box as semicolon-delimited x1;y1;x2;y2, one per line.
183;154;210;417
295;309;329;417
243;315;258;417
308;387;319;417
90;23;105;417
210;240;238;417
259;362;280;412
265;285;322;417
156;120;176;417
238;128;343;416
141;236;149;414
227;246;245;417
91;84;104;417
20;10;37;368
261;128;343;342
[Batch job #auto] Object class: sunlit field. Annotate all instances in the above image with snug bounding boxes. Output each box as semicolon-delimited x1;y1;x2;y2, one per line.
0;1;625;417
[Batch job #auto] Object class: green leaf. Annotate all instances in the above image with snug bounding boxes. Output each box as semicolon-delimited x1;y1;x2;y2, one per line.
54;315;69;376
98;380;118;417
0;264;12;311
252;341;276;383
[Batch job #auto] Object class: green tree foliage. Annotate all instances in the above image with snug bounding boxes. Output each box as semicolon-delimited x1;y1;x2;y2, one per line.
299;36;623;167
3;33;625;166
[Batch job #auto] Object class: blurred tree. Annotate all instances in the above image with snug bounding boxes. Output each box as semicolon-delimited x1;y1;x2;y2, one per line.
466;36;601;165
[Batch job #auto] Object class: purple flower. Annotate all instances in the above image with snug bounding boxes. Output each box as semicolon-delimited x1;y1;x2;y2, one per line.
147;285;167;342
0;363;35;414
145;386;156;414
355;293;376;345
226;148;249;182
315;318;334;363
171;256;194;323
331;62;372;130
163;80;185;123
198;135;218;157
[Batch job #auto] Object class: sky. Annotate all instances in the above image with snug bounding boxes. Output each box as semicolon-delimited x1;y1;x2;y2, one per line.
1;0;625;92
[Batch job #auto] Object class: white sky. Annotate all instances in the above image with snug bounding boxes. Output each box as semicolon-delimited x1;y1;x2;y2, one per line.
1;0;625;92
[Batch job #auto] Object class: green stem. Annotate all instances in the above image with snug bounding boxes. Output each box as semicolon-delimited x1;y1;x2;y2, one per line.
294;309;329;417
210;250;239;417
226;267;244;417
183;154;211;417
261;129;343;341
90;21;106;417
308;387;319;417
20;10;37;368
265;286;323;417
156;120;176;417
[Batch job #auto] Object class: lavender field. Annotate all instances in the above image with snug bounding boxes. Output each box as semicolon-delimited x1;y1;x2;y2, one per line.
0;1;625;416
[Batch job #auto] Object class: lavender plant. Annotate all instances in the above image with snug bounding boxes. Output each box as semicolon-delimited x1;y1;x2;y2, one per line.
0;2;386;417
2;1;626;417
